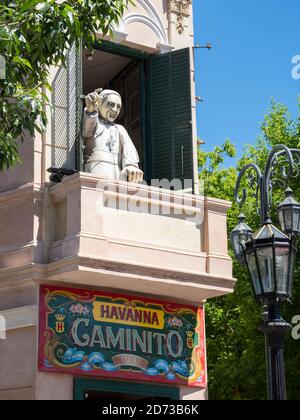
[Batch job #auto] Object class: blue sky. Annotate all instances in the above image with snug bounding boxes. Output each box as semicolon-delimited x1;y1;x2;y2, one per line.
193;0;300;165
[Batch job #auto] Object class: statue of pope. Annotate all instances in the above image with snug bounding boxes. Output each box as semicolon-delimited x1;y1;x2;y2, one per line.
82;89;143;183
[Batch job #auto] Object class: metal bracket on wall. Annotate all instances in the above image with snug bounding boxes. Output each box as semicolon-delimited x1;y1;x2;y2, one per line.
47;167;77;183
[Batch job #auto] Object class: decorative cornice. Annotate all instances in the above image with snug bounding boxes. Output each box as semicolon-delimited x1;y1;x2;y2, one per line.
205;197;232;215
0;183;45;208
0;306;38;331
46;255;235;298
118;0;169;46
170;0;192;34
0;263;46;287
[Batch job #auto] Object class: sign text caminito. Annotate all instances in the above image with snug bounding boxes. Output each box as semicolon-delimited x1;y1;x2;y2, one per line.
39;286;206;387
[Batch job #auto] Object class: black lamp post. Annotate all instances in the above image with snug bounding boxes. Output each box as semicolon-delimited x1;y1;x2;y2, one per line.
231;145;300;400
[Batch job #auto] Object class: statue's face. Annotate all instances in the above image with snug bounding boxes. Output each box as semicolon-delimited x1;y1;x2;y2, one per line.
99;94;122;123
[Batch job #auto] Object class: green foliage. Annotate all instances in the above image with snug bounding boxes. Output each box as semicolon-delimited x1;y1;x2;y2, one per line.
201;98;300;400
0;0;131;170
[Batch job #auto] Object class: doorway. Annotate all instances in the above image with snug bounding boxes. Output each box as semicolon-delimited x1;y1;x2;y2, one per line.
82;44;147;177
51;41;194;189
74;378;180;400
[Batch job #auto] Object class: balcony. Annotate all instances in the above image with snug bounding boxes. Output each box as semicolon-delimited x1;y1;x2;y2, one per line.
46;172;235;304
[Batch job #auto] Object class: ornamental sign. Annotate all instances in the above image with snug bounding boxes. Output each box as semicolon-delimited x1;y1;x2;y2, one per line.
170;0;192;34
39;286;206;388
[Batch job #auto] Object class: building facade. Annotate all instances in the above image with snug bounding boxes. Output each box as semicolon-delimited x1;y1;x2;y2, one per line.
0;1;235;400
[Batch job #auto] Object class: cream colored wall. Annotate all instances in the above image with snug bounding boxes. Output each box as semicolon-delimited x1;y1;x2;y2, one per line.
0;131;43;193
168;1;195;49
180;386;207;400
35;372;73;400
115;0;169;51
0;327;36;400
0;184;44;270
0;138;33;193
117;0;194;51
0;284;37;312
0;298;73;401
0;201;33;249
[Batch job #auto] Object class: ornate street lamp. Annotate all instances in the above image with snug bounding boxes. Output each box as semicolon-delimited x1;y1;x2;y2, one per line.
244;224;296;303
277;187;300;236
231;214;253;266
231;145;300;400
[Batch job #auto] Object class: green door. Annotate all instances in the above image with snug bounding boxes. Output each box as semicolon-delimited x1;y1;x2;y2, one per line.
147;48;194;190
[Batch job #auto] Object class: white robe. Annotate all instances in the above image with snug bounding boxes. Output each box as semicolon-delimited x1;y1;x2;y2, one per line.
82;110;140;180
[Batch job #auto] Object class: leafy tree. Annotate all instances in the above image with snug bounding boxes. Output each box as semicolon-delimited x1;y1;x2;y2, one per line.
200;99;300;400
0;0;131;170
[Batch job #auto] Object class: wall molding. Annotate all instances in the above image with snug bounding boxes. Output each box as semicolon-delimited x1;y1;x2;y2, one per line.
0;305;38;331
117;0;169;46
0;183;45;208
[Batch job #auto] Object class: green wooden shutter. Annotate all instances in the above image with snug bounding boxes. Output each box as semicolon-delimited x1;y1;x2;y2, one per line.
148;48;194;190
51;43;82;171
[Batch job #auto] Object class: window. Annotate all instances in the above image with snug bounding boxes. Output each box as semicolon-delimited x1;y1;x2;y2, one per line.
51;42;194;190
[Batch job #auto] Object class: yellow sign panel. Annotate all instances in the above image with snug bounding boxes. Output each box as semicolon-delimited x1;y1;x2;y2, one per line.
92;302;165;330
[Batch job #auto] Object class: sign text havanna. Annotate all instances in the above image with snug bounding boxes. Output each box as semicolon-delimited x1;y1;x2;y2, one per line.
39;286;206;387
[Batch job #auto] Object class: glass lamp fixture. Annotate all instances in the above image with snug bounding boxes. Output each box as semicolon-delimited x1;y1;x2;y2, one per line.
231;214;253;266
244;223;297;303
277;187;300;236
